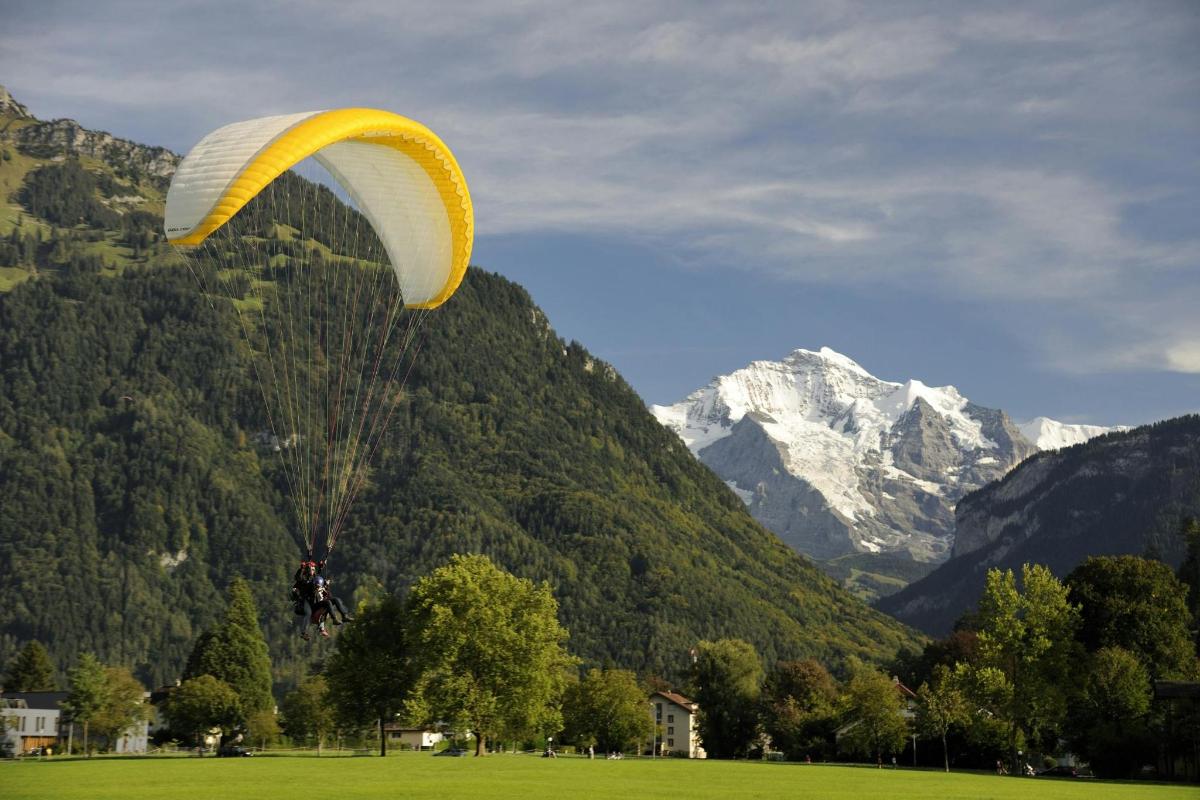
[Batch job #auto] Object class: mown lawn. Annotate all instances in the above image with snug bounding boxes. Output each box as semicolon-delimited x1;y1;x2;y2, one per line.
3;753;1195;800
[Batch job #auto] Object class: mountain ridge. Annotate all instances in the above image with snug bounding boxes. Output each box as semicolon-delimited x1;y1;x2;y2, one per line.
876;415;1200;634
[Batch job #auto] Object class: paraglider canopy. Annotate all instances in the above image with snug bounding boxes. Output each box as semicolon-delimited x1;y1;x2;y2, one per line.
163;108;473;558
165;108;473;308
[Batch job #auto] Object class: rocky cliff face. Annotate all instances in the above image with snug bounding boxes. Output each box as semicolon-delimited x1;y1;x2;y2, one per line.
876;415;1200;634
12;117;178;180
653;348;1115;573
700;412;852;560
0;85;30;118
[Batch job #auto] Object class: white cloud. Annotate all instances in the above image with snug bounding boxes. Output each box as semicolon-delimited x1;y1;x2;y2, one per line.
3;0;1198;377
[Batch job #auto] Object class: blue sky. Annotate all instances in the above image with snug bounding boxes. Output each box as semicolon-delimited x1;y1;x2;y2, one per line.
4;0;1199;424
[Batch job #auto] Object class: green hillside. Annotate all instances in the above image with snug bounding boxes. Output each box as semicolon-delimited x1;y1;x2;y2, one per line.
0;103;916;691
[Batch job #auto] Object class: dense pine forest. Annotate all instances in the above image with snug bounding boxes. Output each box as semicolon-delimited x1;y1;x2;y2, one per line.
0;108;916;693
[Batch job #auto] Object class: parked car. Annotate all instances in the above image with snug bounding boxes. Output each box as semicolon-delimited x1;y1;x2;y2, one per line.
217;745;254;757
1036;765;1078;778
434;747;468;757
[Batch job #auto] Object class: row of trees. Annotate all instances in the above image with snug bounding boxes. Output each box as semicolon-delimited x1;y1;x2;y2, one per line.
7;548;1197;775
685;637;908;764
106;555;574;758
675;549;1200;778
888;551;1200;777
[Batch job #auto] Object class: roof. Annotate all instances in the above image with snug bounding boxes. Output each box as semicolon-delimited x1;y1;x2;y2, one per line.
0;691;67;710
893;677;917;699
652;690;698;711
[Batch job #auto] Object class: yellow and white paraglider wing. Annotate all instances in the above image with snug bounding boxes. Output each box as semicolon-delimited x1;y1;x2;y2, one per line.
164;108;473;308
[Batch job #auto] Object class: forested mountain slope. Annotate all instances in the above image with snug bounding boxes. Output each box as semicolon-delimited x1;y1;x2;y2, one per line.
0;94;916;690
876;416;1200;635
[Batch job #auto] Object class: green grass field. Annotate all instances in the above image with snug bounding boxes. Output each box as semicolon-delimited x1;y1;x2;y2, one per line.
3;753;1194;800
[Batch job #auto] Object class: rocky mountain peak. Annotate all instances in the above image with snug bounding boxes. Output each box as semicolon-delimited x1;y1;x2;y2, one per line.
1;87;179;180
15;118;179;179
652;347;1117;583
0;85;31;118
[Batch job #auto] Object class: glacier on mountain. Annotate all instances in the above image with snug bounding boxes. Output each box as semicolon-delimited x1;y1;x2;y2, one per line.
652;347;1116;566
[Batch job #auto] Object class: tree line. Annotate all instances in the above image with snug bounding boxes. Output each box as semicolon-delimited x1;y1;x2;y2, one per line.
6;542;1198;778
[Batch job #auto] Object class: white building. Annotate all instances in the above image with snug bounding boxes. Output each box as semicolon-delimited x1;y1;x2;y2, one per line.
1;692;65;755
650;690;706;759
1;690;150;754
381;724;446;750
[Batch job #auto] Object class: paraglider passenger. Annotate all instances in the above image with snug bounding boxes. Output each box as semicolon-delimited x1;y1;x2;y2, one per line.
293;557;351;640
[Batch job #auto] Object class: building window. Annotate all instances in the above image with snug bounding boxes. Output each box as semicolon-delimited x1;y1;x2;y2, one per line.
667;726;674;735
667;738;675;748
655;702;662;721
19;716;26;732
667;714;674;723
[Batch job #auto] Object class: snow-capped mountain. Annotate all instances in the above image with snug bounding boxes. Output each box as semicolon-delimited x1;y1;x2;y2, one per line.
651;347;1117;568
1017;417;1124;450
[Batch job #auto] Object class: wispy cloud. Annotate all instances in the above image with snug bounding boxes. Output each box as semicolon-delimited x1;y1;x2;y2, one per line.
3;0;1198;377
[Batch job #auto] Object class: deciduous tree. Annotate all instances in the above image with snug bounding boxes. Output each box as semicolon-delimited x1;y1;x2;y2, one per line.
691;638;764;759
915;665;968;772
1067;555;1195;680
402;554;574;756
838;663;909;766
561;668;652;754
1176;518;1200;653
164;675;241;755
244;708;281;751
761;658;837;760
63;653;108;756
1065;646;1153;778
974;564;1079;774
91;666;148;752
281;676;334;755
325;594;409;757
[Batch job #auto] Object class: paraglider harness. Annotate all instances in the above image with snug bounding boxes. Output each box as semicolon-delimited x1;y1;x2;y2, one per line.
291;553;327;620
292;549;351;637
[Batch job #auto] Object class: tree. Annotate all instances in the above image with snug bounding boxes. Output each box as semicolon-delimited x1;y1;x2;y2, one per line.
838;663;909;766
4;641;55;692
951;662;1012;768
974;564;1079;774
915;665;968;772
889;630;979;692
1067;555;1195;680
184;578;274;719
1065;646;1153;778
561;668;652;754
91;667;149;752
164;675;242;755
325;594;409;757
281;676;335;755
244;708;281;751
1178;517;1200;653
691;638;764;759
402;554;575;756
761;658;838;760
62;653;109;756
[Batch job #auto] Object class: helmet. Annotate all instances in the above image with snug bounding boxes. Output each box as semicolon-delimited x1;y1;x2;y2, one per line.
314;576;326;587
